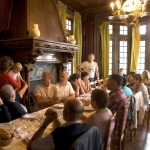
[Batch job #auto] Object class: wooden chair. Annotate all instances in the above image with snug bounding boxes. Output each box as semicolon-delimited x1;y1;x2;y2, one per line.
27;92;35;113
125;96;136;141
143;103;150;132
104;113;117;150
111;103;129;150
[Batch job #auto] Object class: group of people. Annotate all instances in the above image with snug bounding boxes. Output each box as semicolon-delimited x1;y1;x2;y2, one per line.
0;53;150;150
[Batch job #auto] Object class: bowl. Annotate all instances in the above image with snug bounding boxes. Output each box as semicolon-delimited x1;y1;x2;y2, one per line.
0;138;12;146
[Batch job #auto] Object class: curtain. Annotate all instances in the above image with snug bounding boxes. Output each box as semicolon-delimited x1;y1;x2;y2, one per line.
100;22;110;78
130;24;140;71
58;1;67;33
73;12;82;73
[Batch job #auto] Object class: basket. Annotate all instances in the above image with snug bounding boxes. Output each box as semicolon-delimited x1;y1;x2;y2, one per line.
0;138;12;146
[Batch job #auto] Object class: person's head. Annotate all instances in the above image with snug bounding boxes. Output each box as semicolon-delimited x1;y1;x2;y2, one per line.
142;70;150;80
0;56;14;73
122;76;128;87
81;72;89;82
42;72;52;87
88;53;95;63
119;68;124;76
128;71;136;84
13;63;22;73
72;73;81;84
63;99;84;121
107;74;123;91
133;74;143;84
91;89;109;110
0;84;16;101
59;71;69;85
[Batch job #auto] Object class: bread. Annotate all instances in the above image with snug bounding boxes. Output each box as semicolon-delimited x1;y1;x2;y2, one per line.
0;128;11;140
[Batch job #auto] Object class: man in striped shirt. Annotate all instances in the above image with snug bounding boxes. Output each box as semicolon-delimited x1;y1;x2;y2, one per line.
107;74;128;137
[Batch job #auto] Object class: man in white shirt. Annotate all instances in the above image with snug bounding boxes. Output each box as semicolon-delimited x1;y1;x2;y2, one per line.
33;72;61;112
77;53;99;87
56;71;75;102
27;99;88;150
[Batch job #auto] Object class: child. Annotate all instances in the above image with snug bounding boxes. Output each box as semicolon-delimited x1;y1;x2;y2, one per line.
9;62;25;84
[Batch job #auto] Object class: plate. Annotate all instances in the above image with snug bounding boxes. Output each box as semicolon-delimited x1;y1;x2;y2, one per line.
22;113;37;120
27;132;34;141
84;106;95;112
53;103;64;109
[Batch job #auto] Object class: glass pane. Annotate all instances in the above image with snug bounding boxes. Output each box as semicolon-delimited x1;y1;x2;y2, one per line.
140;25;146;35
124;31;127;35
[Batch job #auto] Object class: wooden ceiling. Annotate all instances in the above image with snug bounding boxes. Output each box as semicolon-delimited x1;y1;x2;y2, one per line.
60;0;150;15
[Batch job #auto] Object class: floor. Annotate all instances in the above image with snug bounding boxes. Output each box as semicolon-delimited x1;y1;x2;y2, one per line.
124;124;150;150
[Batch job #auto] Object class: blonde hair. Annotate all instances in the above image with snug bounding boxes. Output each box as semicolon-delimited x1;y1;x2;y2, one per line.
142;70;150;81
13;63;22;70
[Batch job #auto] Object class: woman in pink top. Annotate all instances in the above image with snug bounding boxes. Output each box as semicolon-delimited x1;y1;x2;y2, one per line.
0;56;21;89
82;89;113;144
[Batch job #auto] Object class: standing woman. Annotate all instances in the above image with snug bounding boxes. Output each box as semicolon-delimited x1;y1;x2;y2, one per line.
142;70;150;86
81;72;92;93
0;56;21;89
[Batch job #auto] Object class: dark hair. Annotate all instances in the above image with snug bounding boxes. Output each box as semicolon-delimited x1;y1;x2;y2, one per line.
0;56;14;73
72;73;81;81
88;53;95;57
128;71;136;76
81;72;89;80
122;76;127;87
110;74;123;86
133;74;143;83
119;68;123;71
91;89;109;109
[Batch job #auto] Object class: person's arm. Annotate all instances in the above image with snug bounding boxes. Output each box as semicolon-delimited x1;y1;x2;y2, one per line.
27;108;57;150
34;95;61;108
61;94;75;102
77;65;83;73
95;64;99;80
0;99;11;123
18;82;28;98
6;74;21;89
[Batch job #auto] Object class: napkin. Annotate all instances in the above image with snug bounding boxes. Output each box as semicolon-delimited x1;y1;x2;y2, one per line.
22;113;37;120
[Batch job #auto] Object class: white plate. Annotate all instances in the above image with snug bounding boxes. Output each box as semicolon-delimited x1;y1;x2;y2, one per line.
53;103;64;109
84;106;95;112
22;113;37;120
27;132;34;141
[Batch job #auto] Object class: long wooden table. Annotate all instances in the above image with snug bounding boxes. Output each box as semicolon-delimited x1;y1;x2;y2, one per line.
0;106;94;150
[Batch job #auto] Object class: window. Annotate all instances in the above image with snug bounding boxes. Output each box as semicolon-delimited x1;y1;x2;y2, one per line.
120;26;128;35
109;40;113;75
66;19;72;31
109;25;113;34
140;25;146;35
66;62;72;76
137;41;146;73
119;41;127;74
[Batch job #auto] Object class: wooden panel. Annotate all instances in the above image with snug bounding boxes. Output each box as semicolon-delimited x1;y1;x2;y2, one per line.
82;21;94;62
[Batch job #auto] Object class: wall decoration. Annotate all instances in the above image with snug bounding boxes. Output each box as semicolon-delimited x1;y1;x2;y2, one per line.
29;64;54;81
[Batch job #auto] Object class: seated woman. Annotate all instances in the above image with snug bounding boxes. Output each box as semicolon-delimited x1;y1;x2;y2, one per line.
0;83;28;122
0;56;21;89
81;72;92;93
71;73;85;97
82;89;112;144
122;76;133;98
133;74;149;106
142;70;150;86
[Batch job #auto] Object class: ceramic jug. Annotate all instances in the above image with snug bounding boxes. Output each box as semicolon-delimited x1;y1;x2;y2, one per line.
29;24;40;38
68;35;76;45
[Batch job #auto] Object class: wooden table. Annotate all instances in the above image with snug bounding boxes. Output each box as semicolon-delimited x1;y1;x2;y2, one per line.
0;106;94;150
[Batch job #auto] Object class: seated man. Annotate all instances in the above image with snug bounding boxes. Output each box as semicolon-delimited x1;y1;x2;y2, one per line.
71;73;85;97
122;76;133;98
119;68;127;77
33;72;61;112
107;74;128;137
56;71;75;102
0;82;28;122
27;99;89;150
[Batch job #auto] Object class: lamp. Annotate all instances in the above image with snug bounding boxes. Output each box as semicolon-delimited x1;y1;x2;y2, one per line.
110;0;147;27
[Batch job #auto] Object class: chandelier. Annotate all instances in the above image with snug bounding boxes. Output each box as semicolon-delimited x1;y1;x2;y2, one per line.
110;0;147;27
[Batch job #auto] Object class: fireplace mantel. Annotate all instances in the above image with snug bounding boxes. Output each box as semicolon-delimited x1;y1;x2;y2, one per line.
0;38;80;64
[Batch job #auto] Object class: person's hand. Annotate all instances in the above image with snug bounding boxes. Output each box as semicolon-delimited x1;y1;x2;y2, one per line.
23;82;28;88
0;98;3;106
43;108;58;127
72;81;79;88
16;75;21;82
